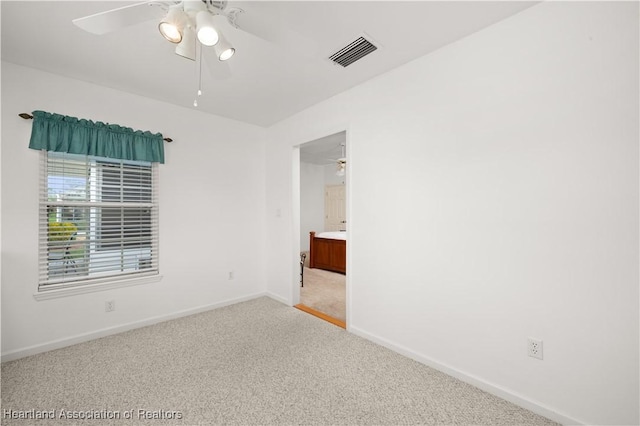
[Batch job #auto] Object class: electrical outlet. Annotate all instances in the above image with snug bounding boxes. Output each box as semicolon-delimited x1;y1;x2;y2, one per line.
528;337;543;360
105;300;115;313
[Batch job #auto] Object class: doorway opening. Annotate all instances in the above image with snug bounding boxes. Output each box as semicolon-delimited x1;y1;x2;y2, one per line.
294;131;347;328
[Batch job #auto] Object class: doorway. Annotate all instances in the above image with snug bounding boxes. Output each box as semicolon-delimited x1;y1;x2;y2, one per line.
295;131;347;328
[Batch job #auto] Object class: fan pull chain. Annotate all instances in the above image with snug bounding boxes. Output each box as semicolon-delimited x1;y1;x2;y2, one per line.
193;43;203;107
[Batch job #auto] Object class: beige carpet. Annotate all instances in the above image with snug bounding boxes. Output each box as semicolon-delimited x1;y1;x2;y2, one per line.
300;266;346;322
1;297;558;426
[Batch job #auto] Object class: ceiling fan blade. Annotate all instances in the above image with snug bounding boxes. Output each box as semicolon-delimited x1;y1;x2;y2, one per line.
73;2;163;35
229;8;323;61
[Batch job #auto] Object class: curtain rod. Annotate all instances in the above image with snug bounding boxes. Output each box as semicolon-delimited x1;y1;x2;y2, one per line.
18;113;173;143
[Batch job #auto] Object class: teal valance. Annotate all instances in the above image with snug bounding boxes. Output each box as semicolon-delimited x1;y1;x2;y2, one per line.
28;110;165;164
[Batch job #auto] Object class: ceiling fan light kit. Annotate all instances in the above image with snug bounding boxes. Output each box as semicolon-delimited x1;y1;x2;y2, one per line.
72;0;289;107
175;27;196;60
213;33;235;61
157;2;233;51
158;4;187;43
195;10;219;46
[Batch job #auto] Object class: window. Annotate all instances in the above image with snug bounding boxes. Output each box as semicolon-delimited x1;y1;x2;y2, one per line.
39;151;159;291
97;162;152;250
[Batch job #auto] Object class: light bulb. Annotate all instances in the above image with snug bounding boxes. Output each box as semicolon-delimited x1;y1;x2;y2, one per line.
159;22;182;43
198;27;219;46
196;11;219;46
158;5;186;43
219;47;235;61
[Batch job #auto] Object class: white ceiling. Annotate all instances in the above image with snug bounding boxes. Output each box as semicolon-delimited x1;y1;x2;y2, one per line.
1;1;535;128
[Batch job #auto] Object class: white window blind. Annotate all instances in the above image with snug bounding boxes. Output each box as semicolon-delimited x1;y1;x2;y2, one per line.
39;151;159;291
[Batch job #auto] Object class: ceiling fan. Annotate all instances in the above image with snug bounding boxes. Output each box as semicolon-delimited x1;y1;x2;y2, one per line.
331;143;347;176
74;1;242;61
336;157;346;177
336;144;346;176
72;1;321;78
72;0;324;106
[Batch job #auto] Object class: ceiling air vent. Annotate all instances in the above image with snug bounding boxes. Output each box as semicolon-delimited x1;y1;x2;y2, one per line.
329;36;378;67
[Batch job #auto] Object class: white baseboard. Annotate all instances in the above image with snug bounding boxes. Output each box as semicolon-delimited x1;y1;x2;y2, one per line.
349;325;584;426
265;291;290;305
1;292;268;363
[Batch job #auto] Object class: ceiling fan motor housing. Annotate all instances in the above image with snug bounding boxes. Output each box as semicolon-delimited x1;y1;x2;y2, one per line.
202;0;227;13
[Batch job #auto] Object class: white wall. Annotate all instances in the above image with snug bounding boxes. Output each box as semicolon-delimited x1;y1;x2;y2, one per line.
0;4;3;362
1;62;267;359
265;2;639;425
300;162;325;251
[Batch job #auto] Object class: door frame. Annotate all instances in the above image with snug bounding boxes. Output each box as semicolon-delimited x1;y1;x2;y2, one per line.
291;127;351;329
